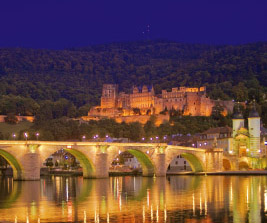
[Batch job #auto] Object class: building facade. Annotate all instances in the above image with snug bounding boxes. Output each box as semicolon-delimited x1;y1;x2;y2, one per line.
88;84;234;120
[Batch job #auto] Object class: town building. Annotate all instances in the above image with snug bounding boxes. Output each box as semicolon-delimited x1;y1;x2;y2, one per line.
196;126;233;153
196;102;266;158
167;154;192;172
232;103;262;157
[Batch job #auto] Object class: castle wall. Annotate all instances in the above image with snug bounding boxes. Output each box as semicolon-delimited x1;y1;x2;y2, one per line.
115;114;169;126
89;84;234;120
129;91;154;109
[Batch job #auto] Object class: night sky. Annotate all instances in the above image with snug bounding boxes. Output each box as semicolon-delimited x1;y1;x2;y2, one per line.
0;0;266;49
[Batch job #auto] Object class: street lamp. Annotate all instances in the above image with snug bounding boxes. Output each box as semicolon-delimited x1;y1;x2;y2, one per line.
93;135;99;141
163;136;167;143
265;141;267;158
82;135;86;141
36;132;39;140
12;133;16;140
24;132;28;141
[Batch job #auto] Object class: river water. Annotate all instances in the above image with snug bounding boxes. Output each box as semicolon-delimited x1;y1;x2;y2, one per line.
0;175;266;223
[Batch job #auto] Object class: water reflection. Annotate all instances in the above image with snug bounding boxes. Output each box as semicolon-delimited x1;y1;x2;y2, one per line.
0;175;266;222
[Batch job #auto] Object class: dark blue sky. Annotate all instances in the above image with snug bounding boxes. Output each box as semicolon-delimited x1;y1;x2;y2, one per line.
0;0;266;49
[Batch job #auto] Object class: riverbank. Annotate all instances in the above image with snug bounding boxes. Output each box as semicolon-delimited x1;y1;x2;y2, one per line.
2;168;267;177
167;170;267;175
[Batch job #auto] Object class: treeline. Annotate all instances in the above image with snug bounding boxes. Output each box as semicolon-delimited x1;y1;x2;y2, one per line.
4;111;231;141
0;40;266;127
0;41;266;104
0;102;263;141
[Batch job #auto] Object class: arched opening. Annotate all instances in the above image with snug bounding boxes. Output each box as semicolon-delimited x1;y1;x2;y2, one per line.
223;159;232;171
167;152;204;173
239;161;249;170
42;148;95;178
109;149;155;177
0;149;22;180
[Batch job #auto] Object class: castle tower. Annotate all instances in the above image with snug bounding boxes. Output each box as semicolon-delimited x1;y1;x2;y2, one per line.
100;84;118;108
248;101;261;157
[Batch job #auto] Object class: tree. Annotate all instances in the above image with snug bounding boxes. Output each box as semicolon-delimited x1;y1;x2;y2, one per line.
4;113;18;124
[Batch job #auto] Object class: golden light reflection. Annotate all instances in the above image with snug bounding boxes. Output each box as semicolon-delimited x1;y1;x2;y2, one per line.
83;211;86;223
164;205;167;222
0;176;266;222
151;205;153;221
265;189;267;212
156;205;159;222
192;193;195;216
200;193;202;215
142;205;145;223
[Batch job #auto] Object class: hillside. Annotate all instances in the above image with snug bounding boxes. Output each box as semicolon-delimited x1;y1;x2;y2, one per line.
0;41;266;119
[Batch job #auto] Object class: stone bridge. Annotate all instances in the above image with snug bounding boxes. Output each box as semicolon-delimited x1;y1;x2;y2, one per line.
0;141;223;180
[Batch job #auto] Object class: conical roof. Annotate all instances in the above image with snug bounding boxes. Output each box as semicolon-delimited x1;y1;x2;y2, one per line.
249;100;259;118
233;111;244;119
233;102;243;119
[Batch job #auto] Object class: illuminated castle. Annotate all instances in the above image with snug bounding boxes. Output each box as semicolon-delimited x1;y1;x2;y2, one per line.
87;84;234;124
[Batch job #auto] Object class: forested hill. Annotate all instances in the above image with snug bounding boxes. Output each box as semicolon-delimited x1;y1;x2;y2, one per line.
0;40;266;114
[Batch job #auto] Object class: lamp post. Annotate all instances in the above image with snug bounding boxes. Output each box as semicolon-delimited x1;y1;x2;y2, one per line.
163;136;167;143
264;141;267;158
82;135;86;141
93;134;99;142
24;132;28;141
36;132;39;141
12;133;16;140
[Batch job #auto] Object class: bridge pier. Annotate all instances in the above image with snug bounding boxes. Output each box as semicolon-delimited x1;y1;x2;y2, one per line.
20;153;40;180
94;153;109;178
205;150;223;172
154;153;166;177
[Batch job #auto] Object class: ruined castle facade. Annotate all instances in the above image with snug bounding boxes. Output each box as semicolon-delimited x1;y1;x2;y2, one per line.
88;84;234;120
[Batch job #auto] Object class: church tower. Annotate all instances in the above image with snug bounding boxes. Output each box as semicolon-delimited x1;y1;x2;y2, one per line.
232;104;245;155
232;104;244;138
248;101;261;157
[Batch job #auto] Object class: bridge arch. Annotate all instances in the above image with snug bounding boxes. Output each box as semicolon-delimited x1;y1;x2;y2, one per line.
223;158;232;171
108;147;155;177
40;147;96;178
238;161;250;170
0;149;22;180
166;151;204;173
